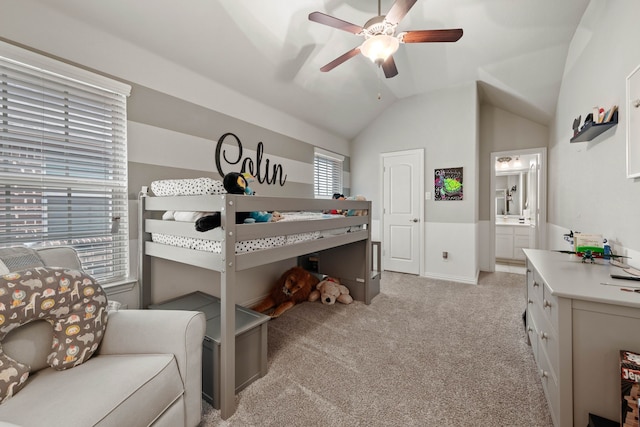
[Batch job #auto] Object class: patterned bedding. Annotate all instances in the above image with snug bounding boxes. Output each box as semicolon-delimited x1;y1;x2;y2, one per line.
151;177;225;196
151;212;361;254
149;178;362;254
151;231;320;254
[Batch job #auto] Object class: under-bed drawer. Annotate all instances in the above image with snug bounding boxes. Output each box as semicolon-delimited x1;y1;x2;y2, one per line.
150;291;270;409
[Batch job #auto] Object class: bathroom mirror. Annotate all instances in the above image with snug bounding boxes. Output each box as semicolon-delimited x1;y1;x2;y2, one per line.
495;171;528;216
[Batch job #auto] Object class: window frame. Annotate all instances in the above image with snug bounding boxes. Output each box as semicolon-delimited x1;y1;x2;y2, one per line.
313;148;344;199
0;41;131;285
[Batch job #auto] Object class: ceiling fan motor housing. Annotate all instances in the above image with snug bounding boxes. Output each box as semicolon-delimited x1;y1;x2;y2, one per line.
363;15;397;38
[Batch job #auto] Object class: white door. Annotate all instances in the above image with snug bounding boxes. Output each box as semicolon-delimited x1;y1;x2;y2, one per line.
528;161;539;248
382;150;423;275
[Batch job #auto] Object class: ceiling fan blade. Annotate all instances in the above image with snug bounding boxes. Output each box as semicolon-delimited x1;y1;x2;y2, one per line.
320;47;362;72
308;12;364;35
381;56;399;78
384;0;417;25
399;29;464;43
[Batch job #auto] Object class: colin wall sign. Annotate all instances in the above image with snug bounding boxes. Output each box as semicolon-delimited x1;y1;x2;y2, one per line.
215;132;287;186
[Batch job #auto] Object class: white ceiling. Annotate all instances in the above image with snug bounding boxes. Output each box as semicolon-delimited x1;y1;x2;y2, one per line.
31;0;590;140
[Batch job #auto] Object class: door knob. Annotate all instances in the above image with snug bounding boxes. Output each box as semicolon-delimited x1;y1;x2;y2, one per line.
410;218;419;223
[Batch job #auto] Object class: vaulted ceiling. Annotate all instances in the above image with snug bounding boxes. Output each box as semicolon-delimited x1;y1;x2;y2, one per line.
28;0;590;140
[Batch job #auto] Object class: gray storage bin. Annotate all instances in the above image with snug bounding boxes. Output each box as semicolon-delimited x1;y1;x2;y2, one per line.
150;291;269;408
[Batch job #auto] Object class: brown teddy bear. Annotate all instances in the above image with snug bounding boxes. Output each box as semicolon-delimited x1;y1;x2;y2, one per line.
308;277;353;305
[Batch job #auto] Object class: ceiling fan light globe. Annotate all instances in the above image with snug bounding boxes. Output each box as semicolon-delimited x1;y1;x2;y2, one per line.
361;35;399;64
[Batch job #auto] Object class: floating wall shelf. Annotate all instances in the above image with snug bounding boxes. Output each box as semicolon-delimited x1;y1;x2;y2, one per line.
570;111;618;143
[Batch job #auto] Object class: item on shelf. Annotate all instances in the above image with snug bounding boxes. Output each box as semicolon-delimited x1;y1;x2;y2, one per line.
604;105;619;122
583;113;594;129
573;115;582;137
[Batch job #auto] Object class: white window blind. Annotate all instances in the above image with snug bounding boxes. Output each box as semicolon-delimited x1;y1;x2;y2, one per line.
314;148;344;198
0;43;131;284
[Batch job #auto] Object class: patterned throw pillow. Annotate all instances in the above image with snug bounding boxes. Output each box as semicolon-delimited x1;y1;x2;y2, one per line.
0;267;108;403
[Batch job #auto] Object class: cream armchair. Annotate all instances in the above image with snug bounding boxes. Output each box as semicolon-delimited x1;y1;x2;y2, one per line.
0;247;206;427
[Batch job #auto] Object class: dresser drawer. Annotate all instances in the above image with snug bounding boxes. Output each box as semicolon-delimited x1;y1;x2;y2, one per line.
538;344;560;426
542;283;559;328
528;268;544;305
533;304;559;377
526;308;539;361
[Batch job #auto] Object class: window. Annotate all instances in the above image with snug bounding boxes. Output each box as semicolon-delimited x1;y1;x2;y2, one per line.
314;148;344;198
0;42;131;284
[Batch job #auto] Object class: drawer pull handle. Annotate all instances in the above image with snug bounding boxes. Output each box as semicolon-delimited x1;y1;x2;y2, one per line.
527;268;532;273
543;299;552;308
540;332;549;340
527;326;533;333
533;281;540;287
528;299;534;304
540;369;548;378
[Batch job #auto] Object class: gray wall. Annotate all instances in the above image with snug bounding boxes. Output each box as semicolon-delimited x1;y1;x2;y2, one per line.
549;0;640;256
478;104;549;221
351;82;480;283
126;84;350;202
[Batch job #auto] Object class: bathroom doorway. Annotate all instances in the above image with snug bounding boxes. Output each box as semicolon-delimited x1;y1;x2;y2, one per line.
489;148;547;272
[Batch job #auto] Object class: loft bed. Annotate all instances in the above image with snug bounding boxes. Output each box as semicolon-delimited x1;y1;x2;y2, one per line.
137;184;378;419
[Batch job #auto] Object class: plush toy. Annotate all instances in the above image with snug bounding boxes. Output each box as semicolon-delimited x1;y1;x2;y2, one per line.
224;171;254;196
308;277;353;305
345;195;367;217
195;172;252;231
195;172;281;231
325;192;345;215
252;266;319;318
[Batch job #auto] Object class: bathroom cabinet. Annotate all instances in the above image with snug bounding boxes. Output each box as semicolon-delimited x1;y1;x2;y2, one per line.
496;224;531;260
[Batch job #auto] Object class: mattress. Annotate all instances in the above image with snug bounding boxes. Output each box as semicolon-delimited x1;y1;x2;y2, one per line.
151;212;361;254
151;231;320;254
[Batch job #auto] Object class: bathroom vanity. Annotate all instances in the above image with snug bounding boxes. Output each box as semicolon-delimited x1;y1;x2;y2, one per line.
496;218;532;261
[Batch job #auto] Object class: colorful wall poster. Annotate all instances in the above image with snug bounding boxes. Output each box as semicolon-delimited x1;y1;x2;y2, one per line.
434;167;463;201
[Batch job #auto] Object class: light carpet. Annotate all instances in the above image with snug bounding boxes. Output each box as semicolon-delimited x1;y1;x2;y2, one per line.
200;271;553;427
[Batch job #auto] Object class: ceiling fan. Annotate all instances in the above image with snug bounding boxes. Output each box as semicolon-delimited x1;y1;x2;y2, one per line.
309;0;463;78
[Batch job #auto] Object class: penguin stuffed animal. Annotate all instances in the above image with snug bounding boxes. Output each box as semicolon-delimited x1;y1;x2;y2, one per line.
195;172;253;232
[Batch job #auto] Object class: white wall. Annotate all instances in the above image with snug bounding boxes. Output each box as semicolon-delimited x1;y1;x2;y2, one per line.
550;0;640;260
351;82;480;283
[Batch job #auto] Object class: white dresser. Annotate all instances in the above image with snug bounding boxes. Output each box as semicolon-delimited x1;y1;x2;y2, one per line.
524;249;640;427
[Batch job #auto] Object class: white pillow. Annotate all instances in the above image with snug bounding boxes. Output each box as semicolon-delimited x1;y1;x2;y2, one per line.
163;211;213;222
